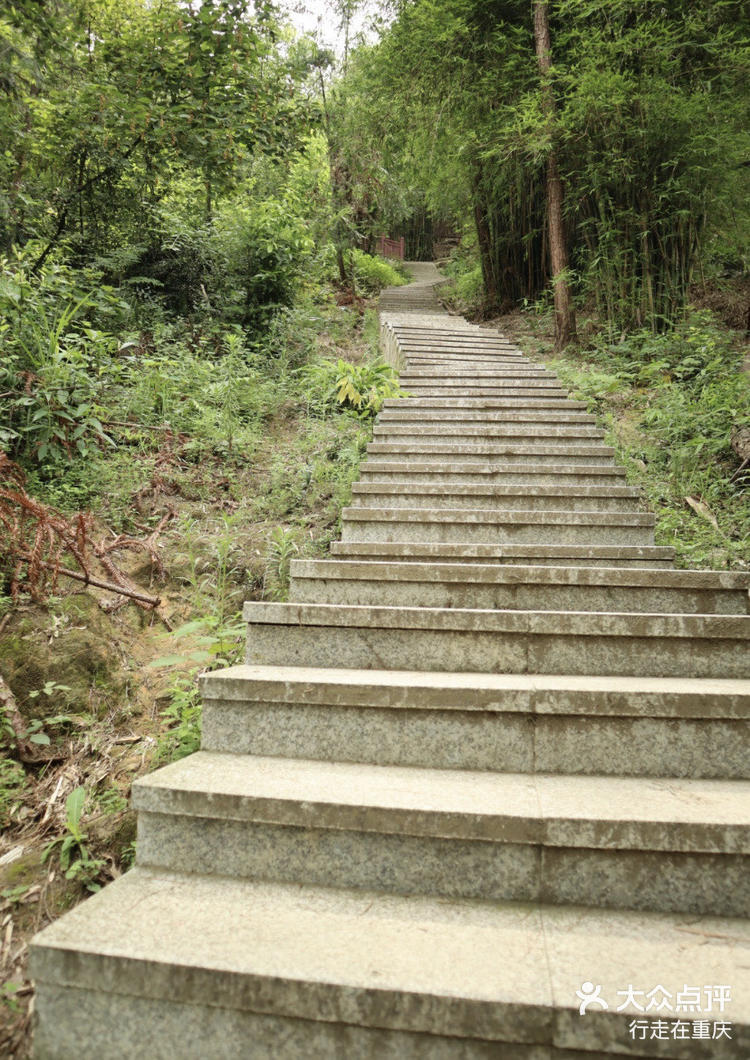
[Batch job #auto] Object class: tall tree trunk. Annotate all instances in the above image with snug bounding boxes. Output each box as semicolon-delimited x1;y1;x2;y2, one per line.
533;0;576;350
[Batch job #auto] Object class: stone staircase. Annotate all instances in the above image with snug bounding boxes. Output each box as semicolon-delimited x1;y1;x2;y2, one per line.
31;265;750;1058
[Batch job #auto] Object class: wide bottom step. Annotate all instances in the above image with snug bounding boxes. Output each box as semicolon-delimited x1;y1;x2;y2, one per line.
31;868;749;1059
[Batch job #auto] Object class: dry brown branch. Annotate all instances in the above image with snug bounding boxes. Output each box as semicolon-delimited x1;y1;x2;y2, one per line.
0;452;174;616
20;560;162;607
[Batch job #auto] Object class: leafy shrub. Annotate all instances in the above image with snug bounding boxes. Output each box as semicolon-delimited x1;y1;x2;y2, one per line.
440;242;484;314
0;257;123;463
351;250;408;294
214;198;314;333
547;307;750;568
300;356;404;418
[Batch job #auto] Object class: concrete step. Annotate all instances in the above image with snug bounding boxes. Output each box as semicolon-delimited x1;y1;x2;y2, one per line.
330;541;676;567
200;664;750;779
399;338;519;347
373;424;605;440
290;560;750;615
366;443;617;465
394;328;514;338
382;397;589;409
32;868;749;1058
243;601;750;678
399;371;555;381
360;462;627;486
378;409;597;423
403;356;526;366
398;388;570;398
396;338;518;351
378;413;598;427
350;484;641;513
340;507;655;545
130;751;750;917
403;355;526;366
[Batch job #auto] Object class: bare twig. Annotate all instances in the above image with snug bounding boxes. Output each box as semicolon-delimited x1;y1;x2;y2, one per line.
1;452;174;616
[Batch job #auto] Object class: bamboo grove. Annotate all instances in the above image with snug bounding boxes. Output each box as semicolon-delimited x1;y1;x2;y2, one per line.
336;0;749;342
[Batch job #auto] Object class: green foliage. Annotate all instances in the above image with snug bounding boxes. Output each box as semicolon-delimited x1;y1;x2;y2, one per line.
155;678;203;764
300;356;404;418
351;250;408;294
547;309;749;568
42;786;105;892
441;243;485;314
0;757;28;830
1;0;314;261
264;526;300;601
0;256;125;462
213;197;315;331
345;0;749;329
151;611;245;764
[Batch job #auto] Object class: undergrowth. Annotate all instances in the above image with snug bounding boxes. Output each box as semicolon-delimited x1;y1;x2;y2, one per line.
0;272;395;1055
535;310;750;568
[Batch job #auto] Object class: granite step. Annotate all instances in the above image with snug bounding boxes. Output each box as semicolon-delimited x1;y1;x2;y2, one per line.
340;507;655;545
243;601;750;679
403;356;526;366
366;443;617;465
130;751;750;917
330;541;676;568
373;424;605;440
359;462;627;487
32;868;749;1058
350;484;641;513
382;397;589;409
395;338;518;351
396;387;570;398
377;409;597;423
399;370;555;381
378;414;599;429
394;329;515;340
200;665;750;779
289;560;750;614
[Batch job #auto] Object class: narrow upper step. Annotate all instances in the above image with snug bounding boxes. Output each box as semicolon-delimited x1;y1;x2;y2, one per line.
330;540;676;567
373;423;605;438
341;506;655;546
243;600;750;678
289;559;750;614
366;443;617;464
359;461;629;487
376;409;598;422
350;484;640;513
382;397;589;408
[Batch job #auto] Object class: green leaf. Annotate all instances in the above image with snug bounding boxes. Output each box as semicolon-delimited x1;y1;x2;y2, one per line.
65;786;86;833
148;654;190;668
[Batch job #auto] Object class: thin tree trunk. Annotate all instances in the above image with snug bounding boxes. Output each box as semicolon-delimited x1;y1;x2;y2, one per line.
533;0;576;350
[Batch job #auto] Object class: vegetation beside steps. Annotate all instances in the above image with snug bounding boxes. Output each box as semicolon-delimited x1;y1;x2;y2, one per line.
485;306;750;571
0;291;404;1056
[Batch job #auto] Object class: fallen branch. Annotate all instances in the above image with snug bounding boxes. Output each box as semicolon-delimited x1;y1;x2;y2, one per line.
15;557;161;607
1;452;173;617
